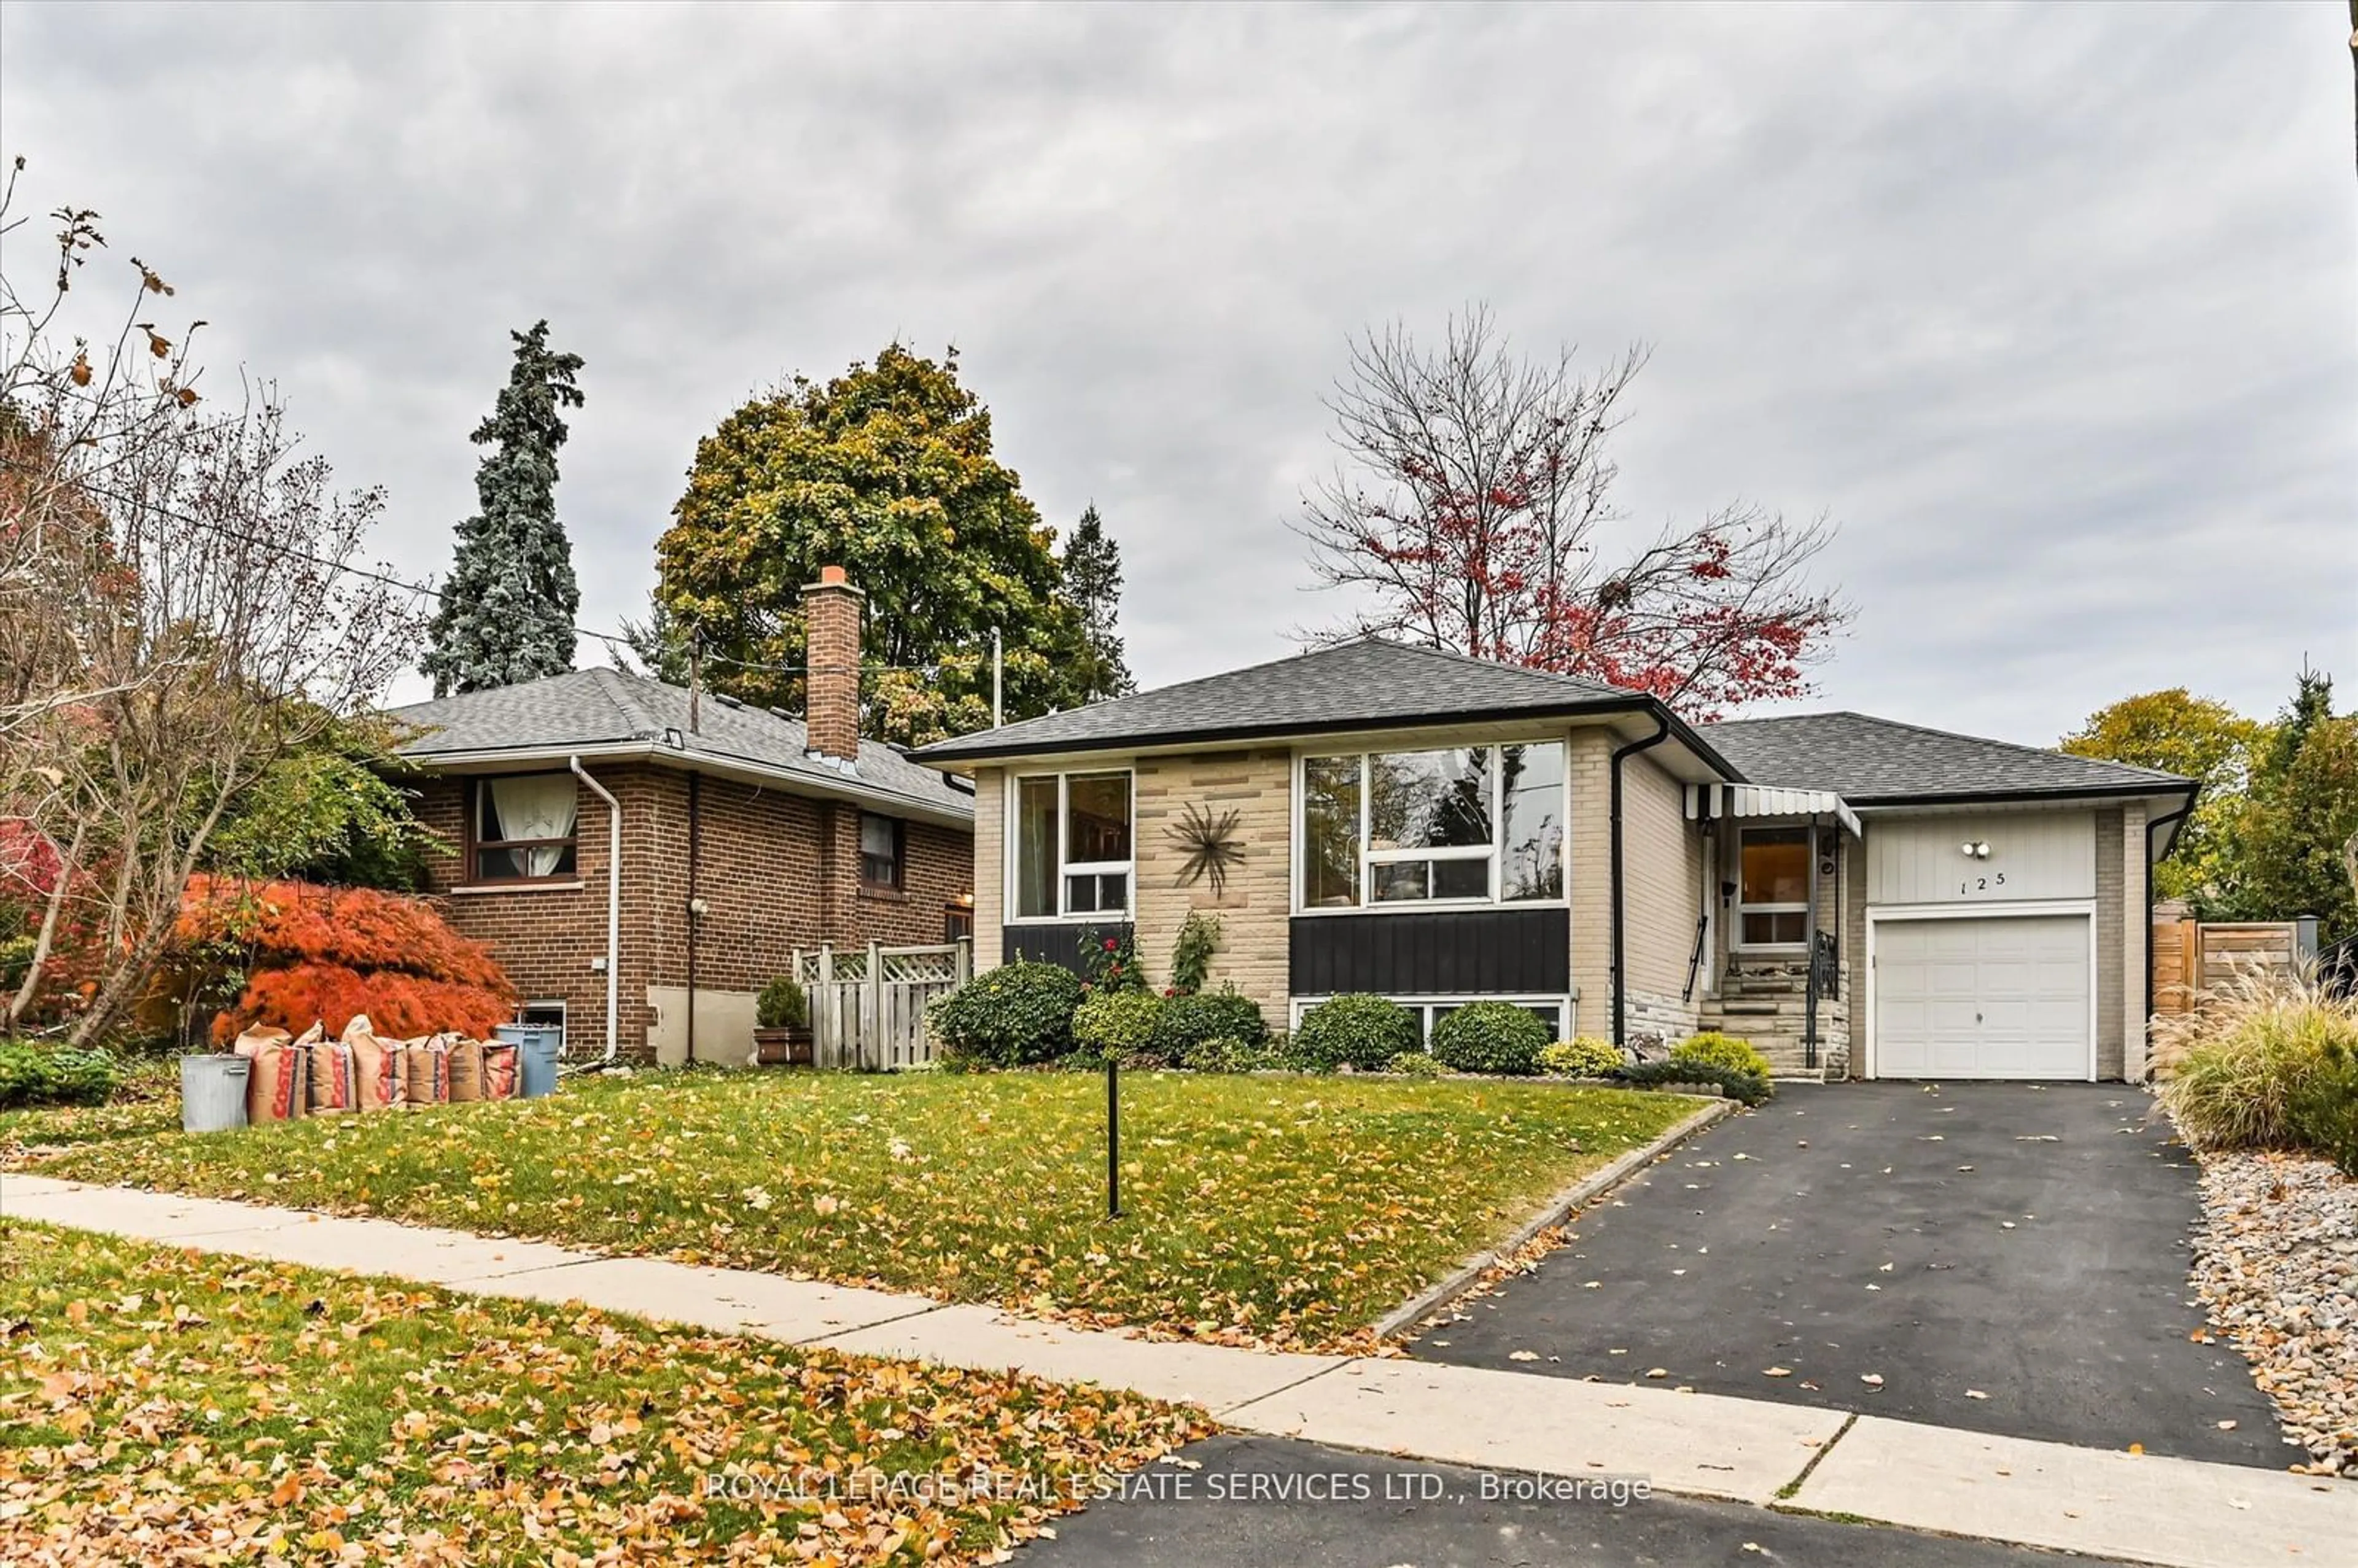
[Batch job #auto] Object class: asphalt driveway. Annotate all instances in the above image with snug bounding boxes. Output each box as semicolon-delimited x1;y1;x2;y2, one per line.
1412;1083;2287;1467
1022;1434;2066;1567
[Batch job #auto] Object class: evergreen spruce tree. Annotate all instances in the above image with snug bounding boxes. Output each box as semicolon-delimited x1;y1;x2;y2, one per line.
422;321;586;695
1062;503;1135;702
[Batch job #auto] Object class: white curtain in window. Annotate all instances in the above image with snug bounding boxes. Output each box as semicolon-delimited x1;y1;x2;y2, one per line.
489;774;578;875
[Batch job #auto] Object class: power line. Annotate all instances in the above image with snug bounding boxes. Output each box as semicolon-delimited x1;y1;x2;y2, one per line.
19;468;963;680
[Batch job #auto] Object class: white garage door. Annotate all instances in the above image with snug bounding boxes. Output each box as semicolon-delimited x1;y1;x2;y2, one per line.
1874;915;2090;1079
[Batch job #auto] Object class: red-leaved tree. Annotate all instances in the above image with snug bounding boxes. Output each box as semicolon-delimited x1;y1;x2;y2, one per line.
168;877;516;1045
1298;307;1850;718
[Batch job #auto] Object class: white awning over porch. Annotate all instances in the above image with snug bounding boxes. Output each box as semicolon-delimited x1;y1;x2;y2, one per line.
1685;782;1862;837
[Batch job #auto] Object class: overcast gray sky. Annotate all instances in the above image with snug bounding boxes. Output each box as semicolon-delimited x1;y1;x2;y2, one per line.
3;2;2351;744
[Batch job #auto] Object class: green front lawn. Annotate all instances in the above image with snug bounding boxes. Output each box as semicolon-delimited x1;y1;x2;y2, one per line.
28;1069;1699;1351
0;1224;1203;1564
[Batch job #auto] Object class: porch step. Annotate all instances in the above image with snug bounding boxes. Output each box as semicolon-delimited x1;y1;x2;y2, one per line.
1716;999;1784;1017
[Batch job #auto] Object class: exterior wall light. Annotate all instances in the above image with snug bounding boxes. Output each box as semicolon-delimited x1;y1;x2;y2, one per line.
1956;840;1991;859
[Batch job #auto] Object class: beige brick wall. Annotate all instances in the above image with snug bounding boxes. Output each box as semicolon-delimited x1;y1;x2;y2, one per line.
2095;805;2125;1081
971;767;1004;970
1134;748;1293;1025
1567;728;1614;1039
1622;750;1703;1039
2123;801;2147;1081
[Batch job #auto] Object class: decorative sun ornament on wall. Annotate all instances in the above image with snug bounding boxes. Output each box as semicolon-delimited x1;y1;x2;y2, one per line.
1165;801;1247;897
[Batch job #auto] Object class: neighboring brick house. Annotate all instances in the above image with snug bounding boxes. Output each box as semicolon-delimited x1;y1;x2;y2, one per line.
911;637;2197;1082
388;569;975;1065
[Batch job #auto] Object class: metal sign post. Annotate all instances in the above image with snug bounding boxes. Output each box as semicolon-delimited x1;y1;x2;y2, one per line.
1106;1056;1121;1218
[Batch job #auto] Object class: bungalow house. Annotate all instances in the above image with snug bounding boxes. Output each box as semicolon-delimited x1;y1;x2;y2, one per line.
387;569;975;1064
908;639;2195;1081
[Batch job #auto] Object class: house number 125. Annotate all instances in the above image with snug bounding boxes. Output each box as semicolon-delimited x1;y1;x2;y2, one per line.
1960;871;2007;895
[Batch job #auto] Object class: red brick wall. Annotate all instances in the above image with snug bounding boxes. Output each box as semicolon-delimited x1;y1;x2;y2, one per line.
414;762;975;1061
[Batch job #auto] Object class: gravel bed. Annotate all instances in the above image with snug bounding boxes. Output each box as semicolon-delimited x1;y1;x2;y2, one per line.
2189;1149;2358;1476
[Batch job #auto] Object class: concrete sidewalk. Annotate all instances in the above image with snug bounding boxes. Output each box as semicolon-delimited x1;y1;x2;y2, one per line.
6;1172;2352;1568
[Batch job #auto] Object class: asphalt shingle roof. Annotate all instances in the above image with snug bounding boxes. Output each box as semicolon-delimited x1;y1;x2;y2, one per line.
387;667;973;820
1695;711;2192;804
909;638;1658;765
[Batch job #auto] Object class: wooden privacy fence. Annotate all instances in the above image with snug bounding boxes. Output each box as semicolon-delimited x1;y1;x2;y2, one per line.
791;940;971;1069
2151;907;2320;1015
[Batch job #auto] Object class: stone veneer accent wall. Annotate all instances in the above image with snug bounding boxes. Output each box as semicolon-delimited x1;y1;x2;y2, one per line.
1132;748;1293;1025
1566;728;1614;1041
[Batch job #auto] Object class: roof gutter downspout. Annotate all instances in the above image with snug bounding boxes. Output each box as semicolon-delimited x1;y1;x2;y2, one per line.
570;756;621;1067
1611;712;1674;1048
2144;789;2197;1023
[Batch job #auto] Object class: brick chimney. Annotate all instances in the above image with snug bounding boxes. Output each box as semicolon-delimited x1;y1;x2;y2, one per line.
800;564;864;765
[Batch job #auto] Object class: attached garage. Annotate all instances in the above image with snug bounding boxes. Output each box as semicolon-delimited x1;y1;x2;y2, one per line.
1871;913;2092;1079
1862;810;2101;1081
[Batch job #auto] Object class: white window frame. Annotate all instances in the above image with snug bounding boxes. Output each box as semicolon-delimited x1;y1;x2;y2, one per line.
1291;742;1569;915
1733;823;1814;952
1005;768;1135;923
1288;993;1573;1047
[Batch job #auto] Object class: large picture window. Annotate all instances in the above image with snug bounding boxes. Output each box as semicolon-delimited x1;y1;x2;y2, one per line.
471;774;579;882
1011;770;1133;920
1299;742;1564;909
1737;826;1811;946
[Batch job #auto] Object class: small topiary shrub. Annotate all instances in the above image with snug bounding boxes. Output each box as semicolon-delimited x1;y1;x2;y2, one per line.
1073;990;1165;1063
1181;1034;1282;1073
927;961;1086;1066
1615;1057;1773;1106
1430;1002;1547;1076
1671;1031;1773;1079
1148;987;1269;1065
755;976;807;1030
1539;1038;1623;1077
1291;993;1420;1072
0;1042;120;1109
1388;1050;1447;1077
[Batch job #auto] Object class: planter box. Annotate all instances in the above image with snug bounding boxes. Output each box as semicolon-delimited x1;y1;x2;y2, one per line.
753;1027;812;1066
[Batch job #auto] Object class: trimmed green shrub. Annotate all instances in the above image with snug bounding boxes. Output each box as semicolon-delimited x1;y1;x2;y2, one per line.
1539;1038;1622;1078
927;961;1086;1066
755;976;807;1030
1292;994;1420;1072
1430;1002;1547;1076
1147;988;1269;1065
0;1042;121;1109
1615;1057;1773;1106
1671;1031;1773;1079
1388;1050;1447;1077
1073;990;1165;1063
1181;1034;1281;1073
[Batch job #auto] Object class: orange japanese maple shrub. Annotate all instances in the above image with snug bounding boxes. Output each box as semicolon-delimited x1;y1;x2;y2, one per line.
179;877;516;1045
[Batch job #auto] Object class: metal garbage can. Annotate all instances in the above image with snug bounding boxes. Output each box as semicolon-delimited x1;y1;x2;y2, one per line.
496;1024;564;1099
181;1055;251;1133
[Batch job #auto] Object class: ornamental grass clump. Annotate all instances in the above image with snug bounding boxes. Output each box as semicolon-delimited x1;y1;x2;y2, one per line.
2154;962;2358;1167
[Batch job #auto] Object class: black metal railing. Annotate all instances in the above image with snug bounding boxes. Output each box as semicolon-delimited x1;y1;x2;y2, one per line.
1682;913;1709;1003
1809;929;1840;1000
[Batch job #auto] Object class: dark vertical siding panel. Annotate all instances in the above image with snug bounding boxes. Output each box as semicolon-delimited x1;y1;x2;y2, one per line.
1003;923;1134;977
1288;909;1569;995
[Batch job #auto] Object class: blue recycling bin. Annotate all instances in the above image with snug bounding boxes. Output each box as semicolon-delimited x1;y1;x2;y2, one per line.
496;1023;564;1098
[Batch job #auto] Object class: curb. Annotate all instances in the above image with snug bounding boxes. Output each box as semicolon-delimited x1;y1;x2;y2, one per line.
1372;1095;1738;1341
